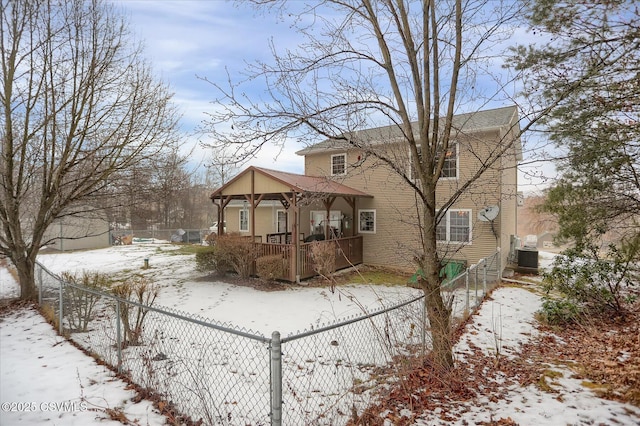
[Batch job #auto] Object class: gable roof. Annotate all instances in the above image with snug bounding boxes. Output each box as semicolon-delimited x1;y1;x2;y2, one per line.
296;105;521;156
209;166;372;201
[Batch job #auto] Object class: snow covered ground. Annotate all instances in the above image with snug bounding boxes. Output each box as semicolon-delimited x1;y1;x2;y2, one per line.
33;242;424;336
1;244;639;425
0;306;166;426
434;286;640;425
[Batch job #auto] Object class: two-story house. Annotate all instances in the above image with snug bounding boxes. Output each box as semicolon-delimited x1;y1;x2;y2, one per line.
209;105;521;281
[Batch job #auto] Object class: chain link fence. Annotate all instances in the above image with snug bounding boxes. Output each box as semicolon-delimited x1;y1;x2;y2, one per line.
110;229;210;245
35;250;500;425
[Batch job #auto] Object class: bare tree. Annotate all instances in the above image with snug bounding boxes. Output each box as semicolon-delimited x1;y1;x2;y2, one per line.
203;148;239;228
204;147;239;189
150;147;191;227
0;0;180;301
199;0;531;370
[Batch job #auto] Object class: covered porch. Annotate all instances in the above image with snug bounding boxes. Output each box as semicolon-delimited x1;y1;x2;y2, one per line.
209;166;372;282
254;236;363;281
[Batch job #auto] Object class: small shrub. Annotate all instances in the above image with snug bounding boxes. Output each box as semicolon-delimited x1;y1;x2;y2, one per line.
543;239;638;321
195;246;218;272
538;298;583;326
193;244;232;275
61;271;107;332
112;276;158;347
214;233;259;278
204;232;217;246
256;254;284;280
310;240;336;282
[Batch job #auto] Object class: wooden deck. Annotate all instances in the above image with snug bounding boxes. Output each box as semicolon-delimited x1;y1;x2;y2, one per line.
254;235;363;282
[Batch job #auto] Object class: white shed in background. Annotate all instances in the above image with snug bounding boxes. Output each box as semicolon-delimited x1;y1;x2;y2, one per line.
44;209;110;251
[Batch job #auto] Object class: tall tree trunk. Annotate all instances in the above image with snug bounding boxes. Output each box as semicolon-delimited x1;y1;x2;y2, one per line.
421;190;454;370
421;273;454;369
15;253;37;302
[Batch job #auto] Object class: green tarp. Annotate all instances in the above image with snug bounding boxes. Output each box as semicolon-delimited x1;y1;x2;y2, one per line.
409;260;465;285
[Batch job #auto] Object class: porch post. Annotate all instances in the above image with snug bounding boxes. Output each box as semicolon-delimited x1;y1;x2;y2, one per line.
250;170;256;241
284;211;289;243
323;196;336;238
218;197;224;235
340;196;357;237
292;193;300;282
351;197;357;237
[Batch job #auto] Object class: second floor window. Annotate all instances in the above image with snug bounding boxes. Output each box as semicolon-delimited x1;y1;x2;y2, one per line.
410;142;458;180
441;142;457;179
331;153;346;176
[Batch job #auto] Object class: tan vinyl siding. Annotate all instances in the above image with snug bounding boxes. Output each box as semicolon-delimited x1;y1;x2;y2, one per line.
306;150;423;271
221;173;253;195
224;206;242;234
224;205;284;239
499;127;520;269
217;169;293;197
303;125;517;272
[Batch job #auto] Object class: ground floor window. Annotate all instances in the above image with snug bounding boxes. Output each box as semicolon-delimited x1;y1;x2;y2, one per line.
240;209;249;232
310;210;341;236
436;209;471;243
358;209;376;233
276;210;287;233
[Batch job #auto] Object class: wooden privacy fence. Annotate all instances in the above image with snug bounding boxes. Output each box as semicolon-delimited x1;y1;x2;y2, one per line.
253;235;364;282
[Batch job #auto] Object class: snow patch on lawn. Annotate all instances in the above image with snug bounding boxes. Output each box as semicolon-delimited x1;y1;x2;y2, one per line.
0;307;165;426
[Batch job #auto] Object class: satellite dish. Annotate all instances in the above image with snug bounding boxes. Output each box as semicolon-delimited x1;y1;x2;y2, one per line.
478;205;499;222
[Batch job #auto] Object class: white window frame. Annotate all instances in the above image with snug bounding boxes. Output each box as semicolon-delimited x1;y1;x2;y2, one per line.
440;141;458;180
276;209;287;233
358;209;376;234
331;153;347;176
436;209;471;244
410;142;458;180
310;210;341;235
239;209;250;232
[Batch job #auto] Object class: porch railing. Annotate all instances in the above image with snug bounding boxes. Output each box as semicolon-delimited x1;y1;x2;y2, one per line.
254;235;364;282
255;242;295;281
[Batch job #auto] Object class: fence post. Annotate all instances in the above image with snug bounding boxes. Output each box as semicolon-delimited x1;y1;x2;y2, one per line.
116;301;122;373
58;279;63;334
38;266;43;305
465;269;470;312
421;297;427;357
270;331;282;426
483;259;487;295
474;265;479;305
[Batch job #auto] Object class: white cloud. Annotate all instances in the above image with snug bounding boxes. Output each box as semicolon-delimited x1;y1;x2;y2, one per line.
115;0;555;190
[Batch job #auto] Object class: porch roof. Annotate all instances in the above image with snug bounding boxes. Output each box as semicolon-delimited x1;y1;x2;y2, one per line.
209;166;372;201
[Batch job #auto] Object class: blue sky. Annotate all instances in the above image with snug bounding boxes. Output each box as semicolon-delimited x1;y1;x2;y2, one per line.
116;0;552;192
115;0;307;174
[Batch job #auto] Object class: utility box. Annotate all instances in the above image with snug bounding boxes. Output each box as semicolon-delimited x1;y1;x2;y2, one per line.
517;248;539;273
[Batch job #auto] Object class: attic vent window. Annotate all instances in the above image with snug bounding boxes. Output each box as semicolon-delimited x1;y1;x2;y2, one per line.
331;153;346;176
